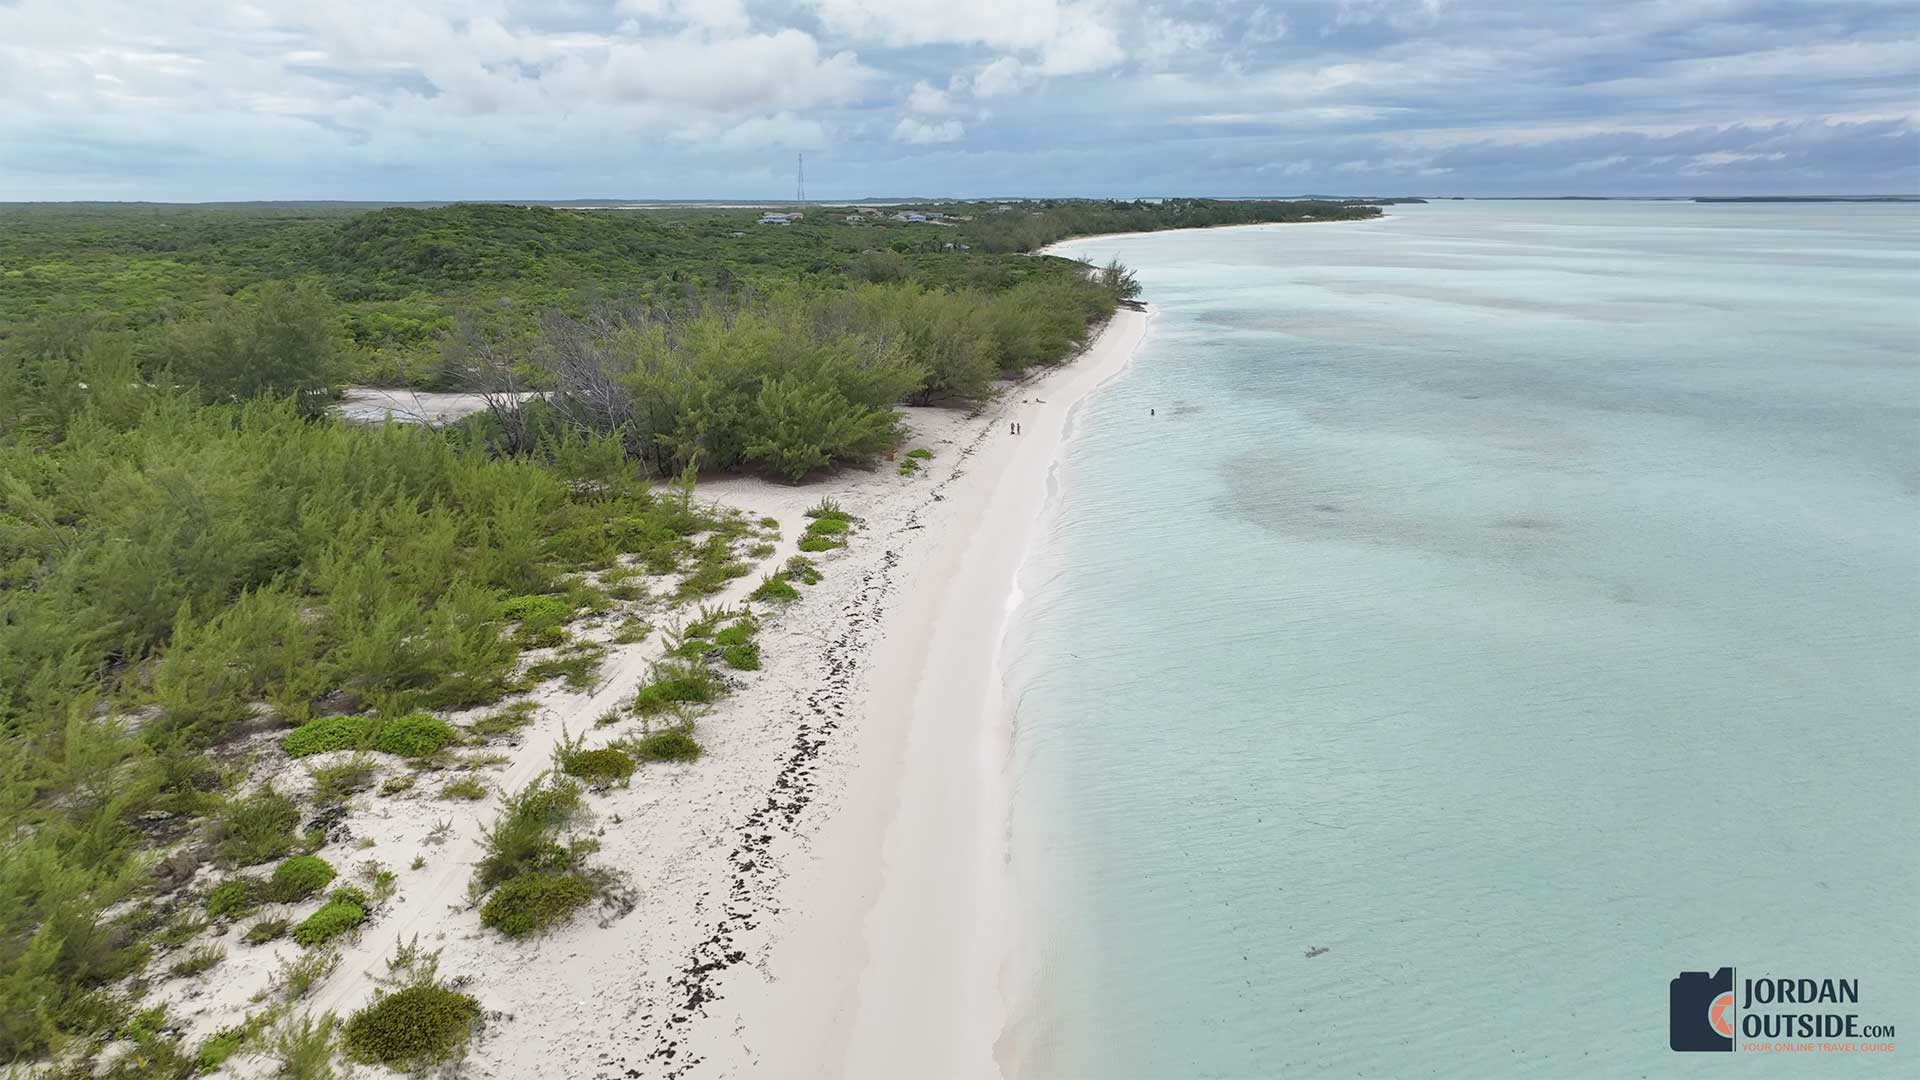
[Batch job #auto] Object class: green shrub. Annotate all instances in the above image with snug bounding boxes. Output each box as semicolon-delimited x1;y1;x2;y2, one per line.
308;755;378;805
906;447;933;460
380;773;416;796
632;660;724;715
471;777;588;896
720;643;761;671
612;618;651;644
468;701;536;738
784;555;822;584
796;535;841;553
272;947;339;1001
291;889;368;947
500;594;572;628
629;728;702;763
266;856;337;903
270;1011;339;1080
242;918;290;945
751;574;800;602
195;1022;250;1073
805;498;848;521
677;536;750;598
524;646;604;693
168;944;224;979
514;623;570;649
341;983;481;1071
898;458;920;475
439;777;487;801
206;878;261;920
283;715;372;758
216;787;302;867
372;714;458;758
712;619;756;647
479;872;597;938
804;516;850;537
558;747;635;789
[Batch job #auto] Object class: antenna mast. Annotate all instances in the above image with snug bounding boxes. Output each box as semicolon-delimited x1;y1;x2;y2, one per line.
797;152;806;204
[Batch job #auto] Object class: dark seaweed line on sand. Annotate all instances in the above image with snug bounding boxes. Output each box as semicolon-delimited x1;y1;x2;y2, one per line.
601;418;997;1079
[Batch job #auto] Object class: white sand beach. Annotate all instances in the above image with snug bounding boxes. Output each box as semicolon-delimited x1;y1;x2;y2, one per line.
171;306;1146;1078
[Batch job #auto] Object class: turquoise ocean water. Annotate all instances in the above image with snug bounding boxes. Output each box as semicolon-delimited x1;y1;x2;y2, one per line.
1008;202;1919;1078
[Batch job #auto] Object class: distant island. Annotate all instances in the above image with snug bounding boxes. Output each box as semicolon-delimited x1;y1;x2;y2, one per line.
1692;195;1920;203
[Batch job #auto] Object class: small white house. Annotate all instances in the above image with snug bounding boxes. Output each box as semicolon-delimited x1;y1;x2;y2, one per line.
758;212;796;225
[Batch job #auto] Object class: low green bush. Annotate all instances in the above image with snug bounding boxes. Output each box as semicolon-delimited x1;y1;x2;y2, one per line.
272;947;339;1002
471;777;588;896
291;888;368;947
341;983;481;1070
270;1011;339;1080
804;515;850;537
372;714;458;758
784;556;822;584
168;944;225;979
805;498;848;521
216;787;302;867
242;918;289;945
796;534;841;553
524;646;604;693
308;755;377;805
265;856;336;903
285;714;456;759
898;458;920;475
905;447;933;460
720;643;761;671
500;594;572;629
632;660;724;715
468;701;536;739
283;715;372;758
630;728;702;763
751;574;800;602
559;747;635;789
513;623;570;649
206;878;261;920
479;872;596;938
439;776;487;801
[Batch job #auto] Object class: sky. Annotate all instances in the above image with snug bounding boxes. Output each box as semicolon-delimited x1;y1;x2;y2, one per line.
0;0;1915;201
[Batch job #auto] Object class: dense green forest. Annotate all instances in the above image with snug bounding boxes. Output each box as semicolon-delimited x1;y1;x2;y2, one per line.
0;196;1378;1074
1;198;1376;384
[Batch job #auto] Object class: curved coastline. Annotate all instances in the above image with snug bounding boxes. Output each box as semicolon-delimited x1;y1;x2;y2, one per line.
701;306;1150;1079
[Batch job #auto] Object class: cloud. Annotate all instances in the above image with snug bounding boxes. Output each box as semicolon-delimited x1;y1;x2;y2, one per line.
891;116;964;144
971;56;1035;99
0;0;1915;198
801;0;1123;74
905;79;951;113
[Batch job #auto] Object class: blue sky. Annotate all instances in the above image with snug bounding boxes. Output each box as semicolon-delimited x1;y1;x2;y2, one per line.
1;0;1915;200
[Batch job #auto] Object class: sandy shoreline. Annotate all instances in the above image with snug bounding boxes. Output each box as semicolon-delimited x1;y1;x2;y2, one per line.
694;307;1149;1078
166;306;1148;1079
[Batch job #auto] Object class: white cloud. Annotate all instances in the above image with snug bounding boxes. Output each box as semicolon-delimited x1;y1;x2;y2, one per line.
617;0;751;34
905;79;951;112
801;0;1124;75
972;56;1035;99
891;116;964;144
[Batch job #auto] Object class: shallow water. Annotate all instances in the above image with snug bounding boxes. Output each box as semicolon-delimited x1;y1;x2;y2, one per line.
1007;203;1919;1078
